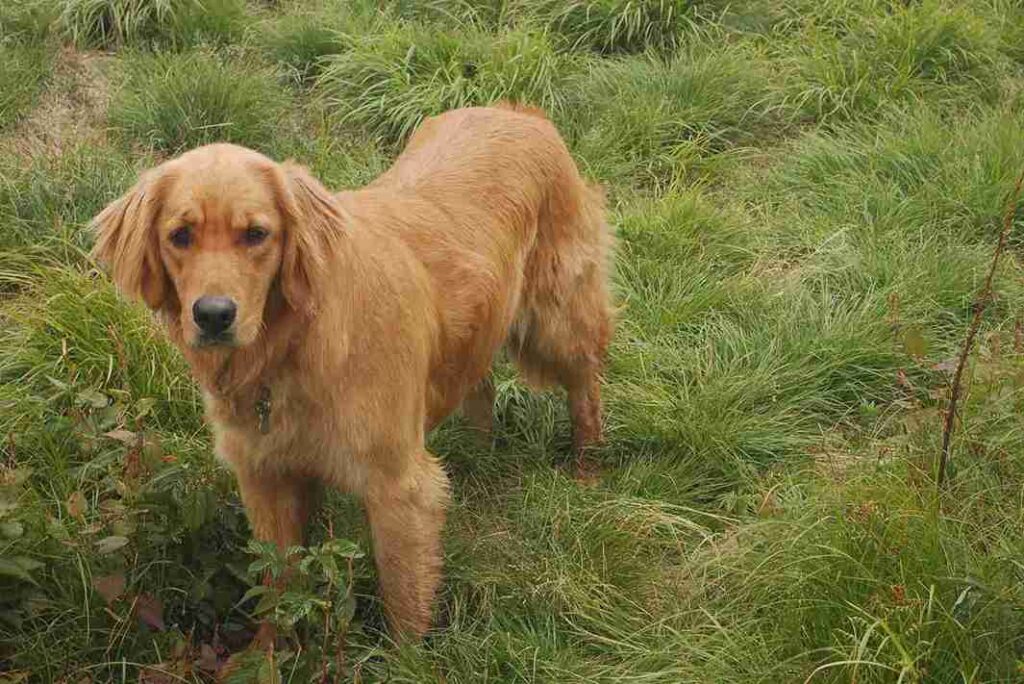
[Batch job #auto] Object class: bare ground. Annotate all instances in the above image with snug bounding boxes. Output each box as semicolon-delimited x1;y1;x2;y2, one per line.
1;47;112;159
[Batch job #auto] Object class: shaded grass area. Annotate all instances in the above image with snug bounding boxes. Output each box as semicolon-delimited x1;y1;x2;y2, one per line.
1;0;1024;681
521;0;698;54
250;0;380;84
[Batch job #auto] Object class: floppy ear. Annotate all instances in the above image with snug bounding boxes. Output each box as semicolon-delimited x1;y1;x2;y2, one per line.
90;170;171;311
273;162;346;316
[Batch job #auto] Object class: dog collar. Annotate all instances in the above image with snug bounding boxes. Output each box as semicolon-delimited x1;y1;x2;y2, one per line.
255;385;272;435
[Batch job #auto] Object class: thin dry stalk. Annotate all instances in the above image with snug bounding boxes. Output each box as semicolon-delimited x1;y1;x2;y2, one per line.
320;519;335;684
938;169;1024;488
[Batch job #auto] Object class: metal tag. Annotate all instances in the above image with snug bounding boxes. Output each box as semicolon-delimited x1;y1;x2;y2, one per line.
255;385;272;435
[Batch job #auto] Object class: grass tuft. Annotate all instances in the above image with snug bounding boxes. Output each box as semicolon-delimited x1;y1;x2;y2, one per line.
108;50;293;155
0;145;140;255
0;0;59;43
0;45;53;131
528;0;696;54
317;23;582;146
253;0;382;84
780;0;1010;124
565;41;782;187
56;0;248;49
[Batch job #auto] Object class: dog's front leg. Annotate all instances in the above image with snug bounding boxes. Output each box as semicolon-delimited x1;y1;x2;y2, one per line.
234;465;315;647
364;449;450;641
235;465;315;550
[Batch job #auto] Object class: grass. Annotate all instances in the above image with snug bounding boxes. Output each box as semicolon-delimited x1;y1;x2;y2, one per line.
317;23;582;146
2;0;1024;681
56;0;248;49
0;45;53;132
387;0;699;53
775;0;1013;125
252;0;380;84
0;145;141;254
526;0;697;54
563;39;782;187
108;50;295;156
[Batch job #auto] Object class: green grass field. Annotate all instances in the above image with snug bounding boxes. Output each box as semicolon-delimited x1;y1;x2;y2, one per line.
1;0;1023;681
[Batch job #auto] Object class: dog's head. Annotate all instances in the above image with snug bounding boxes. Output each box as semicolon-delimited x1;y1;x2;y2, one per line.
92;144;342;348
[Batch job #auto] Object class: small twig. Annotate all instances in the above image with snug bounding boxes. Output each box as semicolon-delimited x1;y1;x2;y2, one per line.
336;556;354;684
320;519;336;684
320;575;333;684
938;169;1024;489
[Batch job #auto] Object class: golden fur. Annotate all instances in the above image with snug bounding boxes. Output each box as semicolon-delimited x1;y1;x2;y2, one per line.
91;104;614;639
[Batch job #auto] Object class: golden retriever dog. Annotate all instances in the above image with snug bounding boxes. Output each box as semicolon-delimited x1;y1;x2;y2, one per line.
91;104;613;640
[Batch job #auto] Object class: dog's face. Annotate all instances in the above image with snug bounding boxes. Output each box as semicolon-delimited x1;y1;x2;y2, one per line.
92;144;339;348
153;147;287;347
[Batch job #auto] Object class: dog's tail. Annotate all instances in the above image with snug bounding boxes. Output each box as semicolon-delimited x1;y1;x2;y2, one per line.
493;100;548;119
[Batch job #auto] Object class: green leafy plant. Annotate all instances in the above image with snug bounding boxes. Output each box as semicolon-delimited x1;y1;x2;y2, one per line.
238;536;365;681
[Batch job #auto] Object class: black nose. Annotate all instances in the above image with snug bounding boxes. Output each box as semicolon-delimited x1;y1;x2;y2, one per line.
192;296;237;336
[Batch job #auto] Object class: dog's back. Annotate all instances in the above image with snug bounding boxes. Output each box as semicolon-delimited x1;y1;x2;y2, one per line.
338;104;613;436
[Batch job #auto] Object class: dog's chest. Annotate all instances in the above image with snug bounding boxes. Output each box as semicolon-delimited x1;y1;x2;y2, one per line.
205;380;329;469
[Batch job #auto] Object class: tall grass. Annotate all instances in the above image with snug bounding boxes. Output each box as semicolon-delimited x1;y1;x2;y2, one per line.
741;105;1024;351
387;0;699;53
57;0;248;49
108;50;294;155
388;0;514;30
0;0;59;43
0;45;52;131
0;145;140;255
565;41;782;187
253;0;381;83
527;0;696;54
780;0;1011;124
318;24;582;146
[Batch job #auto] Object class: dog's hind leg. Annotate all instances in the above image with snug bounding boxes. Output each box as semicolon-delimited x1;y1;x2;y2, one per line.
364;448;450;640
510;276;612;475
461;374;495;440
514;345;607;484
511;184;613;476
568;367;604;457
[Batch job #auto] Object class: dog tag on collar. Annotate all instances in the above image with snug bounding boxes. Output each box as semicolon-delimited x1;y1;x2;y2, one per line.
255;385;272;435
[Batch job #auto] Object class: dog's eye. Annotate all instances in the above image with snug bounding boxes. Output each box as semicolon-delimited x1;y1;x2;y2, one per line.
169;225;193;249
243;225;269;246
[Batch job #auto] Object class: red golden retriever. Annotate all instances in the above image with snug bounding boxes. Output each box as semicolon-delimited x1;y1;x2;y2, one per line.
91;104;613;639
